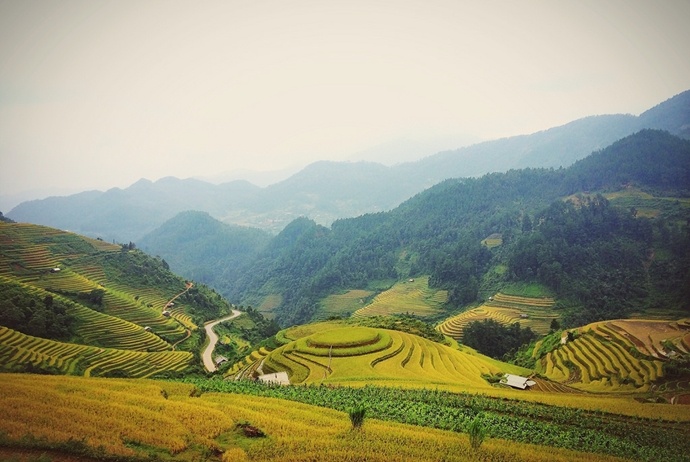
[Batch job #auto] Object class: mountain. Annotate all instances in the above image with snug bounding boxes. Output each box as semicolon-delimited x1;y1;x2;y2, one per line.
139;210;271;296
228;130;690;326
8;177;260;242
7;90;690;242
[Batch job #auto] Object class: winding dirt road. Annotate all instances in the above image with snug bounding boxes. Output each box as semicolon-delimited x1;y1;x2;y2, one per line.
202;310;242;372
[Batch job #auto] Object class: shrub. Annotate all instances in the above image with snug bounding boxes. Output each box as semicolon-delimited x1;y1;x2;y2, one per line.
348;406;366;430
467;415;487;450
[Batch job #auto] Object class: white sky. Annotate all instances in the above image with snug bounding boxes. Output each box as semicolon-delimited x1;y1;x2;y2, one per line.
1;0;689;202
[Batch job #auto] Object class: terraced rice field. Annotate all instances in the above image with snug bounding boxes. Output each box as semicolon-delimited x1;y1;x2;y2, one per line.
437;293;557;340
316;289;375;319
2;277;171;351
227;346;274;380
351;276;447;318
601;319;690;358
167;305;197;330
260;324;528;389
0;326;192;378
101;291;186;338
535;322;671;392
0;222;195;367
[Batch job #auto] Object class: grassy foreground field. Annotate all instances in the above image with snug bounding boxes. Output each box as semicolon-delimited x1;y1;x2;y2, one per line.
1;372;679;462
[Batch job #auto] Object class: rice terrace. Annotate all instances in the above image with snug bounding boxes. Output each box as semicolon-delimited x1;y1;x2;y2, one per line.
2;98;690;459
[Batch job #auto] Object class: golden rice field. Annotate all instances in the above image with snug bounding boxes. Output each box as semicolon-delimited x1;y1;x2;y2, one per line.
437;292;557;339
226;322;350;379
259;324;529;390
481;232;503;248
351;276;447;318
534;319;690;396
0;326;193;378
316;289;375;319
0;373;638;462
226;346;276;380
100;290;187;339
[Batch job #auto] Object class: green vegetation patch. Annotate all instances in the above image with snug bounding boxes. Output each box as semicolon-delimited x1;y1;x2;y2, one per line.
500;282;553;298
317;289;374;318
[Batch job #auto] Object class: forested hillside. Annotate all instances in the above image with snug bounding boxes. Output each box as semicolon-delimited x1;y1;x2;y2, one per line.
230;130;690;326
139;211;271;296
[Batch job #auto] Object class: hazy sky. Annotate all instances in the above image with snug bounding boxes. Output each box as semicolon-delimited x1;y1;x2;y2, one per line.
1;0;689;205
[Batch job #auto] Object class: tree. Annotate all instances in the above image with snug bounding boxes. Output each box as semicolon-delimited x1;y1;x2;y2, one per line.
550;318;560;331
463;319;537;359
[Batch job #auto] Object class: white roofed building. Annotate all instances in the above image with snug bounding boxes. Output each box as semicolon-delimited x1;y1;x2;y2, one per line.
501;374;536;390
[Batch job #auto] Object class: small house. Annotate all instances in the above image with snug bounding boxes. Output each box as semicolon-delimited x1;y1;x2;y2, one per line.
520;314;529;319
50;268;61;273
214;356;228;366
144;326;152;332
501;374;536;390
162;310;171;317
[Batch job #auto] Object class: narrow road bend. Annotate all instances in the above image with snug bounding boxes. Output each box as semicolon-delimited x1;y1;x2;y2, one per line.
202;310;242;372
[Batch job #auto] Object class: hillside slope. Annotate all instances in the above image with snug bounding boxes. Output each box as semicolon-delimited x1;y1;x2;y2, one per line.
0;222;233;376
139;210;271;295
230;130;690;326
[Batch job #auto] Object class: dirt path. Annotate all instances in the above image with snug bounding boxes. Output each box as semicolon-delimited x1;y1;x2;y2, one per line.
164;282;193;312
164;282;194;351
202;310;242;372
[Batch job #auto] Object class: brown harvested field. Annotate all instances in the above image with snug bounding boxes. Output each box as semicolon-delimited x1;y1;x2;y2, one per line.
604;319;690;359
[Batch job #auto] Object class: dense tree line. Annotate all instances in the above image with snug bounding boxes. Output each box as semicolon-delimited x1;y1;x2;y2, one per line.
462;319;537;359
0;280;75;340
508;196;654;325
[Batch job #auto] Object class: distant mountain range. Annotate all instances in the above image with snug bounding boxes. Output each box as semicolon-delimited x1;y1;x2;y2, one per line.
8;90;690;242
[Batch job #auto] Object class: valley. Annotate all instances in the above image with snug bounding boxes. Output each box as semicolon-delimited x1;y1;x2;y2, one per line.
1;113;690;461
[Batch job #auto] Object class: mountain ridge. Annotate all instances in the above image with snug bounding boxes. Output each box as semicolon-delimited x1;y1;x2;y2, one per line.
7;90;690;241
